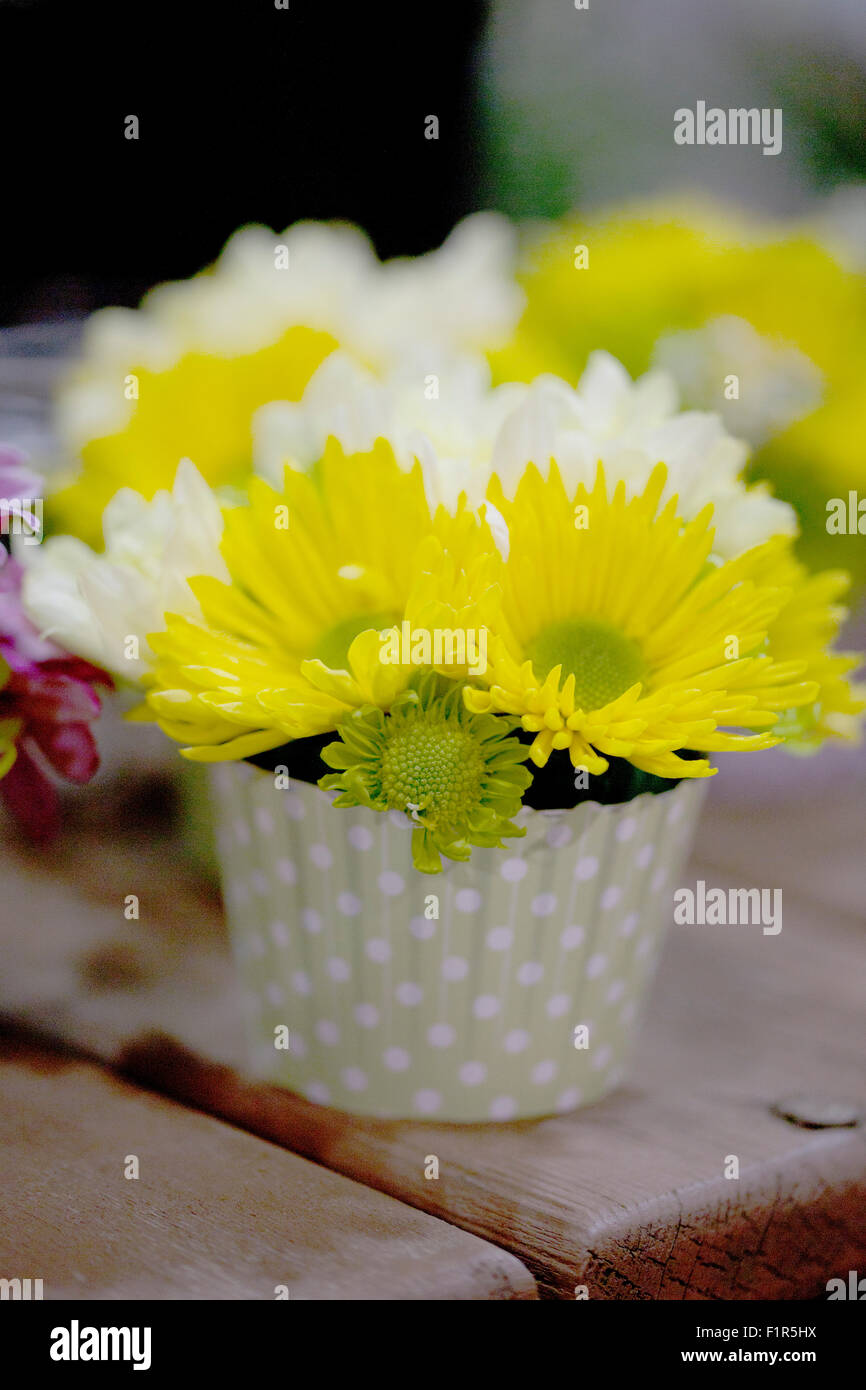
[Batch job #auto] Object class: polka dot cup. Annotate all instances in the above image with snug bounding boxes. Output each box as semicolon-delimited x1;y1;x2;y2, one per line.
211;764;706;1122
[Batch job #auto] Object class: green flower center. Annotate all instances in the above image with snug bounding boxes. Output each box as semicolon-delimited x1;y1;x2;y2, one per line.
525;617;645;709
380;721;485;826
315;610;399;670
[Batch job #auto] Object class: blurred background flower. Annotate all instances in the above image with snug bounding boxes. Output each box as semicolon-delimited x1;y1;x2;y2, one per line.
48;215;522;545
490;200;866;581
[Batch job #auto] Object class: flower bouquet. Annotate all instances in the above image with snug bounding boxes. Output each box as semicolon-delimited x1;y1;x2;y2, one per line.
17;217;864;1121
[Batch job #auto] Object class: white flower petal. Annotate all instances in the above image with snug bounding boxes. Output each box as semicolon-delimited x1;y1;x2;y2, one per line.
20;460;226;684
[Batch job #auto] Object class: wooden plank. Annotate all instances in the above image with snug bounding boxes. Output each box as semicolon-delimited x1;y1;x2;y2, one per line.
112;883;866;1301
0;1039;536;1301
2;769;865;1299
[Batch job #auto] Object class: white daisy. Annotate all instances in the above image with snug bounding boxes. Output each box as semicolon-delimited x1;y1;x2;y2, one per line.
20;458;227;680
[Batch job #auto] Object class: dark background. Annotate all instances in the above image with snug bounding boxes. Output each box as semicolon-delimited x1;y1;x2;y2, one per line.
0;0;487;325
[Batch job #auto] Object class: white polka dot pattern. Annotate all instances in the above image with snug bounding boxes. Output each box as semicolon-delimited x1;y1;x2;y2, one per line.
212;762;707;1122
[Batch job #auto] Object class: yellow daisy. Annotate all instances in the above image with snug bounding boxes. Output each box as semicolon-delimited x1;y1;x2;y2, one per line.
494;198;866;403
52;326;335;545
464;462;835;779
745;545;865;749
143;439;500;759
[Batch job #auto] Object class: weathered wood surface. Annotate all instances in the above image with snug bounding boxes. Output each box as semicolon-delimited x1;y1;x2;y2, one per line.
0;1039;536;1301
112;889;866;1302
1;761;864;1299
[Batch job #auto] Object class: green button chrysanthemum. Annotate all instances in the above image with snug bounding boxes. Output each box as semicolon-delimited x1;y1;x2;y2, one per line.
319;674;533;873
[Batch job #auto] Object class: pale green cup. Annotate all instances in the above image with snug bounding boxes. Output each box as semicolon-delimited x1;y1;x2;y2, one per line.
211;763;706;1122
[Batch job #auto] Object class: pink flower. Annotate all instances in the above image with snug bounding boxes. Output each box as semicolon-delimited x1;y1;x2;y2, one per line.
0;451;112;841
0;445;43;539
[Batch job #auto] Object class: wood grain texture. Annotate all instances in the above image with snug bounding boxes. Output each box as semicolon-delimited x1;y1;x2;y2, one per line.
0;1039;535;1301
2;773;865;1300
